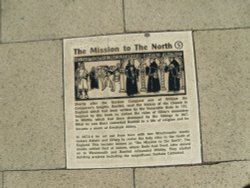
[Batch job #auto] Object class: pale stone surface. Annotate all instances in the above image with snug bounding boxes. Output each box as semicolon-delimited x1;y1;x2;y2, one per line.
135;161;250;188
0;172;2;188
4;169;133;188
194;29;250;162
1;0;123;42
0;41;65;170
0;2;1;42
125;0;250;32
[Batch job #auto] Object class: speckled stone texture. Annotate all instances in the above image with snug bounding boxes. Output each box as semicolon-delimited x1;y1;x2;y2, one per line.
0;0;250;186
4;169;133;188
0;41;65;170
135;161;250;188
0;172;2;188
125;0;250;32
194;29;250;162
1;0;123;42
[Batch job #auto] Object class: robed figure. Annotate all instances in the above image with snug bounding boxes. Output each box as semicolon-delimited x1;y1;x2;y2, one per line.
102;66;115;92
167;58;180;91
146;59;160;92
75;62;89;99
125;61;139;96
89;67;99;89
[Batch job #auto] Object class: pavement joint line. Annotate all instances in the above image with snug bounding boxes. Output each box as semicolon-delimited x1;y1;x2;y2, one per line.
1;159;250;172
61;39;68;171
133;168;136;188
2;172;4;188
122;0;127;33
0;26;250;45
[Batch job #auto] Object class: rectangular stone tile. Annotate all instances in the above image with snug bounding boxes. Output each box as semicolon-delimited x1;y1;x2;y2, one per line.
194;29;250;162
135;161;250;188
0;41;65;170
4;169;133;188
1;0;123;43
125;0;250;32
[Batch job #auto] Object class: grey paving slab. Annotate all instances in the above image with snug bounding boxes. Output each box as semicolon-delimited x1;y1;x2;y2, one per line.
135;161;250;188
0;41;65;170
125;0;250;32
4;169;133;188
1;0;123;43
194;29;250;162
